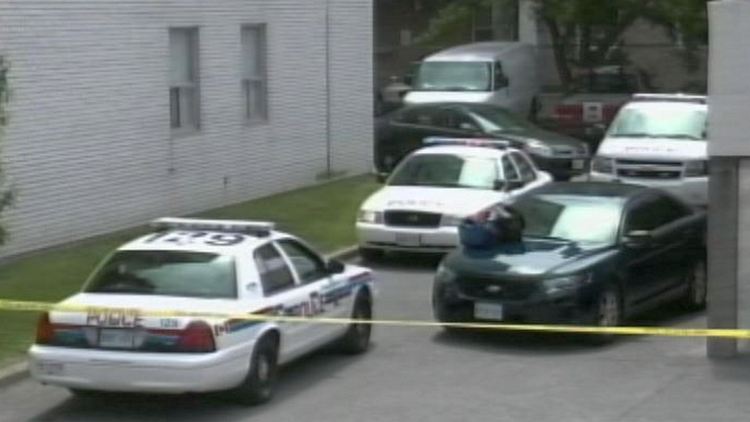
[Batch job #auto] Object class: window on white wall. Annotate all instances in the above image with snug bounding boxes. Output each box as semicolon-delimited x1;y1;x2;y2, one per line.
241;25;268;123
169;28;200;132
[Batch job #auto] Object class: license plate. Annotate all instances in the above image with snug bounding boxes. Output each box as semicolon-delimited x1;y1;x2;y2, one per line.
572;159;585;170
37;362;65;376
98;329;134;349
474;302;504;321
395;233;420;247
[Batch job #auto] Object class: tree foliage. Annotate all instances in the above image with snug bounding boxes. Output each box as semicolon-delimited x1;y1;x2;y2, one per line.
417;0;709;89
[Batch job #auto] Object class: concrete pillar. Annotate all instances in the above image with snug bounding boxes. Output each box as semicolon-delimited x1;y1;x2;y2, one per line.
707;158;739;358
517;0;538;45
707;0;750;358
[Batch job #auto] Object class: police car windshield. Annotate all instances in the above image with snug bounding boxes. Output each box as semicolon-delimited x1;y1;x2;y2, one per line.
388;154;498;189
513;195;623;245
608;106;707;140
85;250;237;299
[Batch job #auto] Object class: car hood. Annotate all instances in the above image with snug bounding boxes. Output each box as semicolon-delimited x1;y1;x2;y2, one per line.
361;186;509;216
496;129;585;150
446;239;616;277
598;137;707;161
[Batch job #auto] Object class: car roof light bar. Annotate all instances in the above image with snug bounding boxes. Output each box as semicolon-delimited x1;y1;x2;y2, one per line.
423;137;510;149
150;217;275;237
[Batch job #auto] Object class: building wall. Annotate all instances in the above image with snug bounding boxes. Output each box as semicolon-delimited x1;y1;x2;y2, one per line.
0;0;373;258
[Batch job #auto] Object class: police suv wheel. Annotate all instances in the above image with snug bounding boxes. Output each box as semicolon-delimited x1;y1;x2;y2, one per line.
338;295;372;354
231;336;279;405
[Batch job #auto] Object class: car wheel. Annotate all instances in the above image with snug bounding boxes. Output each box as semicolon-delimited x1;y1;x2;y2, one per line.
681;259;707;311
337;295;373;354
584;286;622;345
358;247;384;263
230;335;279;406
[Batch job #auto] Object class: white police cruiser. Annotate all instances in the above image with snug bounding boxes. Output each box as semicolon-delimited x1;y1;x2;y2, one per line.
357;138;553;258
29;218;375;405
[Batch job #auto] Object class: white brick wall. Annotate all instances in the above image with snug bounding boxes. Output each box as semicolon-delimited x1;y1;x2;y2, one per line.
0;0;374;258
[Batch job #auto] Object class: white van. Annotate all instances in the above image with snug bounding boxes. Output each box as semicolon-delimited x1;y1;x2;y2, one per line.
403;42;539;116
589;94;708;207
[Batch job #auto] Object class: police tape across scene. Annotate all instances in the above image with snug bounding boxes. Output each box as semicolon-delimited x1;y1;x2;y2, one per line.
1;298;749;340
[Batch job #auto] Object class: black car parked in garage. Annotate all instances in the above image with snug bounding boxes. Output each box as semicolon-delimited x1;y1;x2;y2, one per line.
375;103;590;180
432;183;707;339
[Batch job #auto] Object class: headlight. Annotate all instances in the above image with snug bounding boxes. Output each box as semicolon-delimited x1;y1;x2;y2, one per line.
435;263;457;284
543;274;592;295
440;214;465;227
684;160;709;177
591;156;615;174
524;139;554;158
357;210;383;224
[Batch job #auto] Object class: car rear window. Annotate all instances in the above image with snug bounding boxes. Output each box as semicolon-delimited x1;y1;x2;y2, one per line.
84;250;237;299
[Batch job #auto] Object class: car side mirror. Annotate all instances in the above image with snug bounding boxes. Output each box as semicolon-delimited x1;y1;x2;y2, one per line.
624;230;652;248
494;75;509;90
326;259;346;275
376;172;389;184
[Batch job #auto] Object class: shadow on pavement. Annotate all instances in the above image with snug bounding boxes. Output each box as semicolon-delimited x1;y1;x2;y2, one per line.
29;344;376;422
362;252;444;273
430;304;707;357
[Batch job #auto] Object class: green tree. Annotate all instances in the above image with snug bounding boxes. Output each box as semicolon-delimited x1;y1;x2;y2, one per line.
418;0;709;89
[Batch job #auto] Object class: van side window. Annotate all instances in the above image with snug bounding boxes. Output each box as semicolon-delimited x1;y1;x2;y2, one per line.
494;61;509;90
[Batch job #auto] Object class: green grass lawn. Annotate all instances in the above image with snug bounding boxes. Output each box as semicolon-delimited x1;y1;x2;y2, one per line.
0;175;378;366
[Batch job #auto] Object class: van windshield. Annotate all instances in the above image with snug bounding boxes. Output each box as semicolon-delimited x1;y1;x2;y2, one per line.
413;62;492;92
608;106;707;140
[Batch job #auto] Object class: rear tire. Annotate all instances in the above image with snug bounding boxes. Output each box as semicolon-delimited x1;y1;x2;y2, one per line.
230;336;279;406
337;295;372;354
681;259;707;311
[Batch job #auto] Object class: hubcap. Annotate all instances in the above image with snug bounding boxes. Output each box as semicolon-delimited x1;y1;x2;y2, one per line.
256;354;270;383
598;291;619;327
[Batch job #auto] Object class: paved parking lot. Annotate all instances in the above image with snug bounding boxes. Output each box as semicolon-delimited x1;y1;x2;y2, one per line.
1;255;749;422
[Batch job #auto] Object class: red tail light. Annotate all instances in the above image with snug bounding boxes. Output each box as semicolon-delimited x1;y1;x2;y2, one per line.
176;321;216;353
553;105;583;122
35;313;55;345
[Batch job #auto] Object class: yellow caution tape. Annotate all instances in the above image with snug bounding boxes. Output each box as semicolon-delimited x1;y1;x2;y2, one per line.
1;298;748;339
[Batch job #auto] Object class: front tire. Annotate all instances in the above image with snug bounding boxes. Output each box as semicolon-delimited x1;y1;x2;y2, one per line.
583;285;622;345
230;336;279;406
337;295;372;354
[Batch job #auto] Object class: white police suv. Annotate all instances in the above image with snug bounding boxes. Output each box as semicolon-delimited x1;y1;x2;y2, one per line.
590;94;708;207
357;138;553;258
29;218;375;405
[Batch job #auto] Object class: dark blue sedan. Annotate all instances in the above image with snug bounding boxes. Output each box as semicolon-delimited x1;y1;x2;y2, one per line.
432;183;707;341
